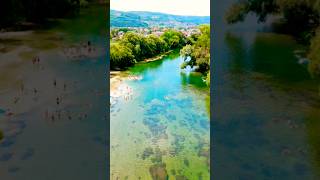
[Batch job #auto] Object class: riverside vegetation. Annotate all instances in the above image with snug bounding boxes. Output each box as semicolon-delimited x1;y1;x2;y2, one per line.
110;24;210;85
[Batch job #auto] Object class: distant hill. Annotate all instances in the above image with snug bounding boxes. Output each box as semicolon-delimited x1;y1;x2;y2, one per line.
111;10;210;27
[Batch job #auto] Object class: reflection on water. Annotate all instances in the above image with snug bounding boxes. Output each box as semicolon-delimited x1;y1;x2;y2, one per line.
110;52;210;179
213;1;320;179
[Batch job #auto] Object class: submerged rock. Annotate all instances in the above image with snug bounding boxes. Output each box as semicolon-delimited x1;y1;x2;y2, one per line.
142;147;154;160
149;163;169;180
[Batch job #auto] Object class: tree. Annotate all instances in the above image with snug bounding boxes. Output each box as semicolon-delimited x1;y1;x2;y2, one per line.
180;25;210;73
110;43;135;69
161;30;186;49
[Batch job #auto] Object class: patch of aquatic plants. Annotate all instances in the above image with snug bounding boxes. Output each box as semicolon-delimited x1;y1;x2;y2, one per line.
143;117;168;141
144;103;167;116
169;134;186;156
142;147;154;160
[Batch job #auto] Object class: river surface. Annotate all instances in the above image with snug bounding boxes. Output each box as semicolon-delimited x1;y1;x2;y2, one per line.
0;4;107;180
110;52;210;179
213;0;320;179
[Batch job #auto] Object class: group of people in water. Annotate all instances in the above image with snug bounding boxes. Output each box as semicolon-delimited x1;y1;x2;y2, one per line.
6;50;92;124
62;41;96;60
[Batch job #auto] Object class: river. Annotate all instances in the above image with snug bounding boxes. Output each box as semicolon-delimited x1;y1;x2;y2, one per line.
110;51;210;179
0;4;107;180
213;0;320;179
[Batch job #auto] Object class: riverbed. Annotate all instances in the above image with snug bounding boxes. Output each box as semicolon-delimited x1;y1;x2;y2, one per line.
110;51;210;179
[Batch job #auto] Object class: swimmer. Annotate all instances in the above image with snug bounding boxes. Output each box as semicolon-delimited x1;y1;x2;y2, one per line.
56;97;60;105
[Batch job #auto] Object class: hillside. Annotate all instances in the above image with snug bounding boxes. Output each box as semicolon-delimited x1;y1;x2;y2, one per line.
111;10;210;27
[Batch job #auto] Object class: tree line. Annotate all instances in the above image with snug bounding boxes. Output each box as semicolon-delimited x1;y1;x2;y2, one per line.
110;29;186;69
225;0;320;77
110;26;211;85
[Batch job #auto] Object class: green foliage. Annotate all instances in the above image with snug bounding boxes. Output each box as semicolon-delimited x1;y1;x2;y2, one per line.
225;0;277;23
180;25;210;73
110;29;186;69
110;43;135;69
225;0;320;29
161;30;186;49
225;2;249;24
206;71;210;86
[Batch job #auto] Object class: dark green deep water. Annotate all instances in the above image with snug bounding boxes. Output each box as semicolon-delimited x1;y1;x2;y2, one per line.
213;0;320;179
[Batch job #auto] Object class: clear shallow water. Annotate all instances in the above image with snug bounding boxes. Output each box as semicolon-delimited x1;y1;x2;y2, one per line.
213;0;320;179
110;52;210;179
0;5;107;180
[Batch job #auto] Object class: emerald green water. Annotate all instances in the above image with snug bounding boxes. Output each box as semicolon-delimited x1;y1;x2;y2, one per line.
110;52;210;179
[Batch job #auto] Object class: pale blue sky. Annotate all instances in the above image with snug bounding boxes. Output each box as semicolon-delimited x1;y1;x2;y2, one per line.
111;0;210;16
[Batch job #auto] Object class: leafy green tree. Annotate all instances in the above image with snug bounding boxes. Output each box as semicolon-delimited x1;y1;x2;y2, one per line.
110;42;135;69
121;32;143;60
161;30;186;49
180;25;210;73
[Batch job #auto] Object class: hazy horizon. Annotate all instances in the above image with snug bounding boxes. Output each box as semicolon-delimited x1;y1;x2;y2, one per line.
111;9;210;17
110;0;210;16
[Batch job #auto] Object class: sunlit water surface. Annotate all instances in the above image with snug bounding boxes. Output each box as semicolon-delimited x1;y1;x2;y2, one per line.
110;52;210;179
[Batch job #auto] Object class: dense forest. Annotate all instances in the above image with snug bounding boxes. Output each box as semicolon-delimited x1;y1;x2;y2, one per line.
0;0;93;29
110;29;186;69
225;0;320;77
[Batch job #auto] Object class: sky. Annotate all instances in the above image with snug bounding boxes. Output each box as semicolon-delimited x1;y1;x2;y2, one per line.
110;0;210;16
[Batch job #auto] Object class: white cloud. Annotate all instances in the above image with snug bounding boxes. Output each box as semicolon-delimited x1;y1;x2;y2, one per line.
111;0;210;16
